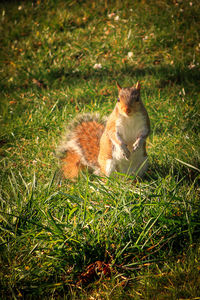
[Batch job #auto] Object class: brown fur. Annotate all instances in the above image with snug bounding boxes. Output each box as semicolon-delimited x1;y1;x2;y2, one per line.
76;121;104;166
57;114;106;179
98;132;113;174
62;150;83;179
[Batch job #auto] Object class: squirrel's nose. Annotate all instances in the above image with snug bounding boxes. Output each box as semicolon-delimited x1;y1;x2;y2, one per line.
125;107;131;115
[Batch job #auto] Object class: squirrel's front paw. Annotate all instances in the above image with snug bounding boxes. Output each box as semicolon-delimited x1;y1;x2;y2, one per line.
132;138;143;152
121;144;130;160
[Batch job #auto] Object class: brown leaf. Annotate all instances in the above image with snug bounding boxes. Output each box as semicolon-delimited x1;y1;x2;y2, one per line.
32;78;46;88
76;261;111;286
153;60;161;65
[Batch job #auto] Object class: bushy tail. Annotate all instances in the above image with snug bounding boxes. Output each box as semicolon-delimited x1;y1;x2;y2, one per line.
57;113;106;179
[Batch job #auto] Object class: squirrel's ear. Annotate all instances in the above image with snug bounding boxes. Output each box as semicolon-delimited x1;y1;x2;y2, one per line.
116;82;122;92
135;81;141;90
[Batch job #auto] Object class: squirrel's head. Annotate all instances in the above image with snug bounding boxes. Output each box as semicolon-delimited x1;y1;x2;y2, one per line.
116;82;141;117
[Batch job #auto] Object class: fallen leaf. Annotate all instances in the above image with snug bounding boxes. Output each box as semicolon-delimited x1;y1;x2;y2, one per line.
32;78;46;88
77;261;111;286
153;60;161;65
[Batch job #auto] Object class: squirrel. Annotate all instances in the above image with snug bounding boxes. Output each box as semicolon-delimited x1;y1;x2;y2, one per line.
57;82;150;179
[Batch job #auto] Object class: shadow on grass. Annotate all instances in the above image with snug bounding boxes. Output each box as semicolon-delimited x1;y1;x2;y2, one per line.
146;157;200;184
1;63;200;93
40;63;200;92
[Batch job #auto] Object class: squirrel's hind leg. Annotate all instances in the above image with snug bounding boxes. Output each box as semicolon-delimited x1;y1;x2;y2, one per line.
98;157;116;176
105;159;116;176
61;150;83;179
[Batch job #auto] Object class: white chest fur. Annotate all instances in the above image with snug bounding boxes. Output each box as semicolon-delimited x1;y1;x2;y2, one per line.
116;112;146;145
107;112;148;177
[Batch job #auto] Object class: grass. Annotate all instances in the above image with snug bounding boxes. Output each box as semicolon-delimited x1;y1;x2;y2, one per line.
0;0;200;298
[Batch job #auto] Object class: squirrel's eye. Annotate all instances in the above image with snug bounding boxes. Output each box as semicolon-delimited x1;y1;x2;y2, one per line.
117;98;120;102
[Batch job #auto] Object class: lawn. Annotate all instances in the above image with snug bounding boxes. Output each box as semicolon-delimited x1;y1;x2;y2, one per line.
0;0;200;298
